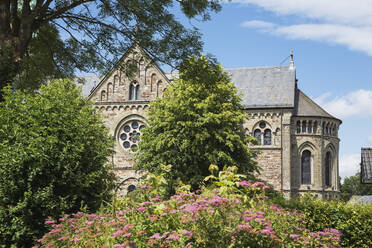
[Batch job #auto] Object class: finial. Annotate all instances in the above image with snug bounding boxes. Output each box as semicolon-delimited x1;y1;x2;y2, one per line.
289;50;294;69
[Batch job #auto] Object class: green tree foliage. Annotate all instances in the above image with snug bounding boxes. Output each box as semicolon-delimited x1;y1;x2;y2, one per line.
340;172;372;201
0;79;115;247
0;0;223;93
135;55;258;191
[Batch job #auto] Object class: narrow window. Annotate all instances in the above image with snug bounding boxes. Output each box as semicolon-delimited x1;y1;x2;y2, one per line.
301;150;311;184
254;129;262;145
129;84;134;100
307;121;312;133
296;121;301;133
325;152;332;187
156;80;162;97
151;74;156;92
101;90;106;101
264;129;271;145
313;121;318;134
135;85;140;100
322;123;325;134
302;121;306;133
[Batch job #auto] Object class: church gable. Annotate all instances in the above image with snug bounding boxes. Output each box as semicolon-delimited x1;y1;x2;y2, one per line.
88;45;169;103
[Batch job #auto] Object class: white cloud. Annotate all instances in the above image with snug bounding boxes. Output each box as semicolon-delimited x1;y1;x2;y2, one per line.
240;20;276;29
229;0;372;26
368;136;372;144
231;0;372;56
340;153;360;179
276;24;372;56
315;90;372;118
240;20;372;55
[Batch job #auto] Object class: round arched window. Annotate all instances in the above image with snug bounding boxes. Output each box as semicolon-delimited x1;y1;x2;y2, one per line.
119;120;146;151
127;185;136;193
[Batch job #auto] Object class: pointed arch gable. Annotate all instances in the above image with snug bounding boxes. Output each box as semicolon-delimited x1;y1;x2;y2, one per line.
87;43;171;101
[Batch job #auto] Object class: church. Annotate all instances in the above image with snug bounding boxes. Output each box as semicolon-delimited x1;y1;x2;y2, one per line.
82;45;341;199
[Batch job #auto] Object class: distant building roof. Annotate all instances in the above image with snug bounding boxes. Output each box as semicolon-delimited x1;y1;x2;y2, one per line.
361;148;372;184
77;74;102;98
348;195;372;204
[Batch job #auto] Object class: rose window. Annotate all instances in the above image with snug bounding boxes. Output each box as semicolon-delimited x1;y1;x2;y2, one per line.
119;120;146;151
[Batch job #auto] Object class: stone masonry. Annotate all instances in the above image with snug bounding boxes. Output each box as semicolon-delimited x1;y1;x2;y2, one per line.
84;45;341;198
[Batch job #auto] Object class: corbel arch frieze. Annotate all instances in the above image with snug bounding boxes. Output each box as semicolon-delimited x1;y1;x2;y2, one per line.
94;103;151;112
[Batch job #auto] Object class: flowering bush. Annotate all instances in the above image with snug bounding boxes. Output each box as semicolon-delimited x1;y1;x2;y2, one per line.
280;194;372;248
37;175;341;248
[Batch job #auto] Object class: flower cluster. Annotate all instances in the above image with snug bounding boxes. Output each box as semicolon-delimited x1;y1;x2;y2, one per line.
36;182;341;248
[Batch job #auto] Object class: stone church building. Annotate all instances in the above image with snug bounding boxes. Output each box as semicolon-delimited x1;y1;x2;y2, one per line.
82;45;341;198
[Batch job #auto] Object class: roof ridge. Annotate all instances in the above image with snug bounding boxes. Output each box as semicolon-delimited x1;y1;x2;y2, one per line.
224;65;290;70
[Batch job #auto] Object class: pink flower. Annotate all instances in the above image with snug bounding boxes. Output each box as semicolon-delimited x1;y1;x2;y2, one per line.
142;201;153;205
140;185;152;189
48;229;61;234
167;233;180;241
290;234;299;239
181;230;193;238
252;182;266;187
114;244;126;248
260;229;272;235
58;236;69;241
238;180;251;186
137;206;148;211
150;196;161;202
150;233;162;240
73;237;82;242
44;219;55;225
244;216;253;222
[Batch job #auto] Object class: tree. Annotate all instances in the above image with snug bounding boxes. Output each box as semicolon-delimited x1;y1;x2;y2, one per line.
340;172;372;201
0;0;223;94
0;79;115;247
135;55;258;192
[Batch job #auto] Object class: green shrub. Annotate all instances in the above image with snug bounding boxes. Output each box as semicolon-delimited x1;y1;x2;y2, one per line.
0;80;115;247
279;194;372;248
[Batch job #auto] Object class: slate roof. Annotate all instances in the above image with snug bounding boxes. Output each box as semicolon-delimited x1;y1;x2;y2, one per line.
295;90;335;118
361;148;372;183
348;195;372;204
77;74;102;98
225;66;296;108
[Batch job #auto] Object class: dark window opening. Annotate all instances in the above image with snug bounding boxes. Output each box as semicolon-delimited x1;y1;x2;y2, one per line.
254;129;261;145
127;185;136;193
264;129;271;145
325;152;332;187
301;150;311;184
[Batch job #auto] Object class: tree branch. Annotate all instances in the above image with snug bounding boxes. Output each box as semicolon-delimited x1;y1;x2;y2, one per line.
43;0;94;22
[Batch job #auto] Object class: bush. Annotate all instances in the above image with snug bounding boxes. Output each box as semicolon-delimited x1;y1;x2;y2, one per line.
279;195;372;248
0;79;115;247
37;168;341;248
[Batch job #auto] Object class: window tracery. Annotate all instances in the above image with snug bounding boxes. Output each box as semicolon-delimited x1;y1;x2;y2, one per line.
119;120;146;151
253;121;272;146
129;81;140;100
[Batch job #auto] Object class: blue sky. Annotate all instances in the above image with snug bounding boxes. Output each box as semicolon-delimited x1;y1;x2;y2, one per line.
170;1;372;179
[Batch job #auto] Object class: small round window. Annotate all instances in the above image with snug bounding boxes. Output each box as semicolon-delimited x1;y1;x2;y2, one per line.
119;120;146;151
259;121;266;129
